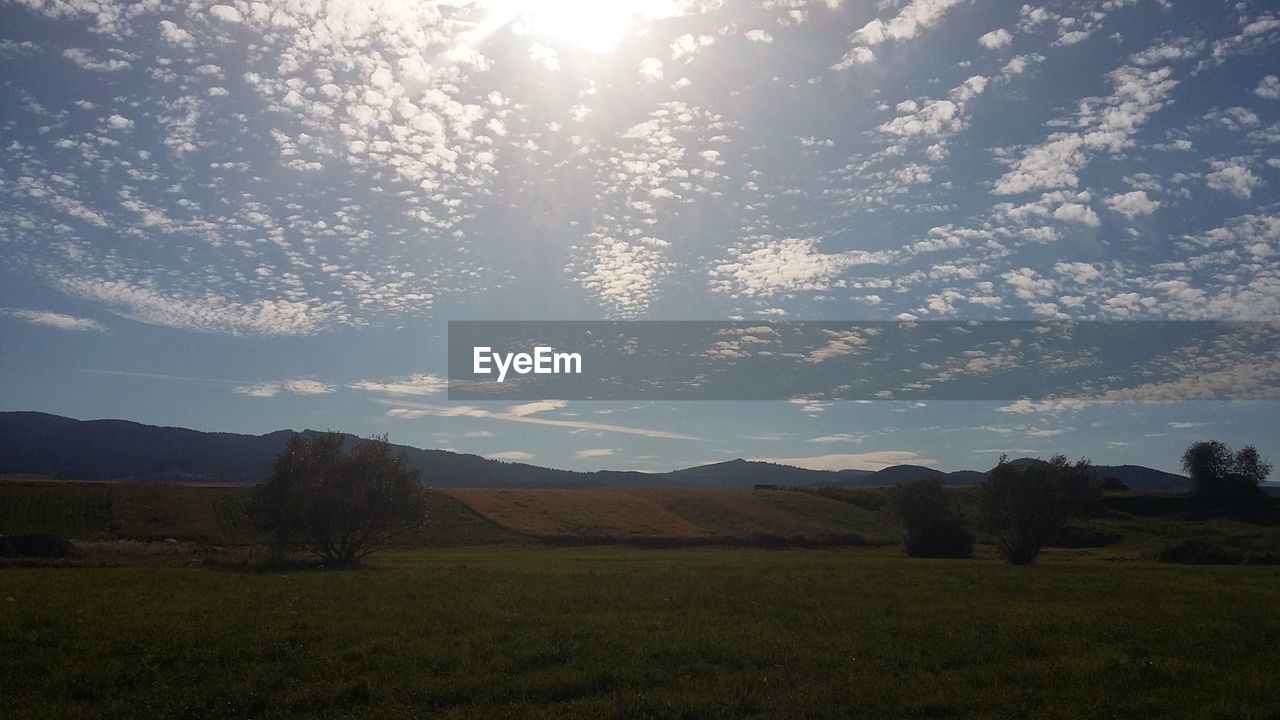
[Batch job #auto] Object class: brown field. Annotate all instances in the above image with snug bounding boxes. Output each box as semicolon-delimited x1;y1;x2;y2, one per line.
439;486;897;543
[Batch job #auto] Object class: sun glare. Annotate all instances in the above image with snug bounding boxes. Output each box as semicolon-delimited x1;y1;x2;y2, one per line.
481;0;682;54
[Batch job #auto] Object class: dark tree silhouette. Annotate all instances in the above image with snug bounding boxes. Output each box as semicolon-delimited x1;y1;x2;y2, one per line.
1181;440;1272;501
980;455;1099;565
250;432;427;566
885;476;974;559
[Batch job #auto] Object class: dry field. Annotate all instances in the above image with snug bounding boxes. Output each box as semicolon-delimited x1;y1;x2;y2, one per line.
439;486;896;543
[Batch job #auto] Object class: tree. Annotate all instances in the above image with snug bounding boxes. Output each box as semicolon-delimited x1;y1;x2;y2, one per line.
1181;440;1272;501
885;476;974;558
249;432;427;566
980;455;1099;565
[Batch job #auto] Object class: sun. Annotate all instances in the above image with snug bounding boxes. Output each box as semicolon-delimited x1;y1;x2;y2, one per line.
479;0;681;55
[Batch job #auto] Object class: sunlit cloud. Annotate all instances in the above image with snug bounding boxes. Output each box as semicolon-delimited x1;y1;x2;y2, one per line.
3;308;105;332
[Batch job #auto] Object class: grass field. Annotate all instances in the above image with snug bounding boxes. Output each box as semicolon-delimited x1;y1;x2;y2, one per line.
4;481;1280;717
3;546;1280;719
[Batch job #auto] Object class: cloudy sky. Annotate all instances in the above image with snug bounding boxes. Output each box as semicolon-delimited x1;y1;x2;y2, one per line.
2;0;1278;474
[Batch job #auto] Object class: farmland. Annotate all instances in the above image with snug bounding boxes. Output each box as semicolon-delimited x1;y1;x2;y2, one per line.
4;480;1280;718
4;479;1278;560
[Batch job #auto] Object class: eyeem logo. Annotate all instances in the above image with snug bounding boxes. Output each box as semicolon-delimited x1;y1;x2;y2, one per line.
473;346;583;383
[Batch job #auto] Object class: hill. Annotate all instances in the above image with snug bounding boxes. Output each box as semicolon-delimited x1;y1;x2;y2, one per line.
0;411;1190;490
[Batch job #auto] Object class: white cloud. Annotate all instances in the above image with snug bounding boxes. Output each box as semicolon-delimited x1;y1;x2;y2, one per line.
833;0;963;69
1054;30;1090;46
745;29;774;44
489;451;536;461
283;378;334;395
832;46;875;69
978;28;1012;49
351;374;447;396
994;60;1181;194
208;5;243;23
3;308;105;332
807;433;867;444
638;57;663;82
158;20;194;48
575;448;617;458
1105;190;1160;218
528;42;560;71
106;114;134;130
233;382;279;398
1001;53;1043;77
54;275;334;336
506;400;569;417
1003;268;1055;300
1205;160;1261;199
1257;75;1280;99
62;48;130;72
712;238;890;298
378;400;705;441
749;451;937;471
1054;262;1101;284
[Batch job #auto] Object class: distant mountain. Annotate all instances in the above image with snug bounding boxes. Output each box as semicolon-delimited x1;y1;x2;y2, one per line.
0;411;1190;491
1000;457;1190;492
666;458;871;487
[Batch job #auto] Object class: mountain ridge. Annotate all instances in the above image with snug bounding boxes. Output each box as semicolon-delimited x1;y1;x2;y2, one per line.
0;411;1190;491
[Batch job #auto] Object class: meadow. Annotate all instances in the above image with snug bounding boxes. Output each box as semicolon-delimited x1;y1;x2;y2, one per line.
3;480;1280;719
3;546;1280;719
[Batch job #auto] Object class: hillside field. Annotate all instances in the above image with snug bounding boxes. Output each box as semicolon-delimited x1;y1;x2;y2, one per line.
4;479;1279;561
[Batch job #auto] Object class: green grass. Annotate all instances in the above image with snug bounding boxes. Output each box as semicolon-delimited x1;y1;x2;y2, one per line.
0;482;113;538
752;489;899;543
3;547;1280;719
0;482;521;548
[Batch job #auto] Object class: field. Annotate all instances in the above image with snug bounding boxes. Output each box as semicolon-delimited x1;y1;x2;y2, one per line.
440;487;897;544
4;480;1280;718
3;546;1280;719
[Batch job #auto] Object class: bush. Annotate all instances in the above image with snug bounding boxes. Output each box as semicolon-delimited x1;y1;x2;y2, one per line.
0;533;78;558
903;520;975;558
1158;539;1245;565
1049;525;1124;548
1099;476;1130;492
885;477;973;559
981;455;1100;565
249;432;427;567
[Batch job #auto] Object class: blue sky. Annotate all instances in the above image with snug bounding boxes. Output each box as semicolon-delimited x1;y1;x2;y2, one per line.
2;0;1278;475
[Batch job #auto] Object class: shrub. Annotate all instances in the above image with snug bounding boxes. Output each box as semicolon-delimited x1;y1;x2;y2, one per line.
249;432;427;567
1099;476;1130;492
981;455;1099;565
0;533;79;558
885;477;974;559
1158;539;1245;565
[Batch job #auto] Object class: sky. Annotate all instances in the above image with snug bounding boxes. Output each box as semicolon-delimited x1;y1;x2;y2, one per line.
1;0;1279;475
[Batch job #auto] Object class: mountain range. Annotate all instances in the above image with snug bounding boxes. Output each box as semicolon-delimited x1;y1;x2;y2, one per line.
0;411;1192;491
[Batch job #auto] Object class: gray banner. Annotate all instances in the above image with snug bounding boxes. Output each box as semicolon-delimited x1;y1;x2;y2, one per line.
447;321;1280;401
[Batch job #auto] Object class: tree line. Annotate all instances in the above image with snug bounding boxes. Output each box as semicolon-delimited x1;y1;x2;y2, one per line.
246;432;1271;567
886;440;1272;565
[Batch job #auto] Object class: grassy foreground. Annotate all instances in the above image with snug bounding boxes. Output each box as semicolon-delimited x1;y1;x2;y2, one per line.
4;546;1280;720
